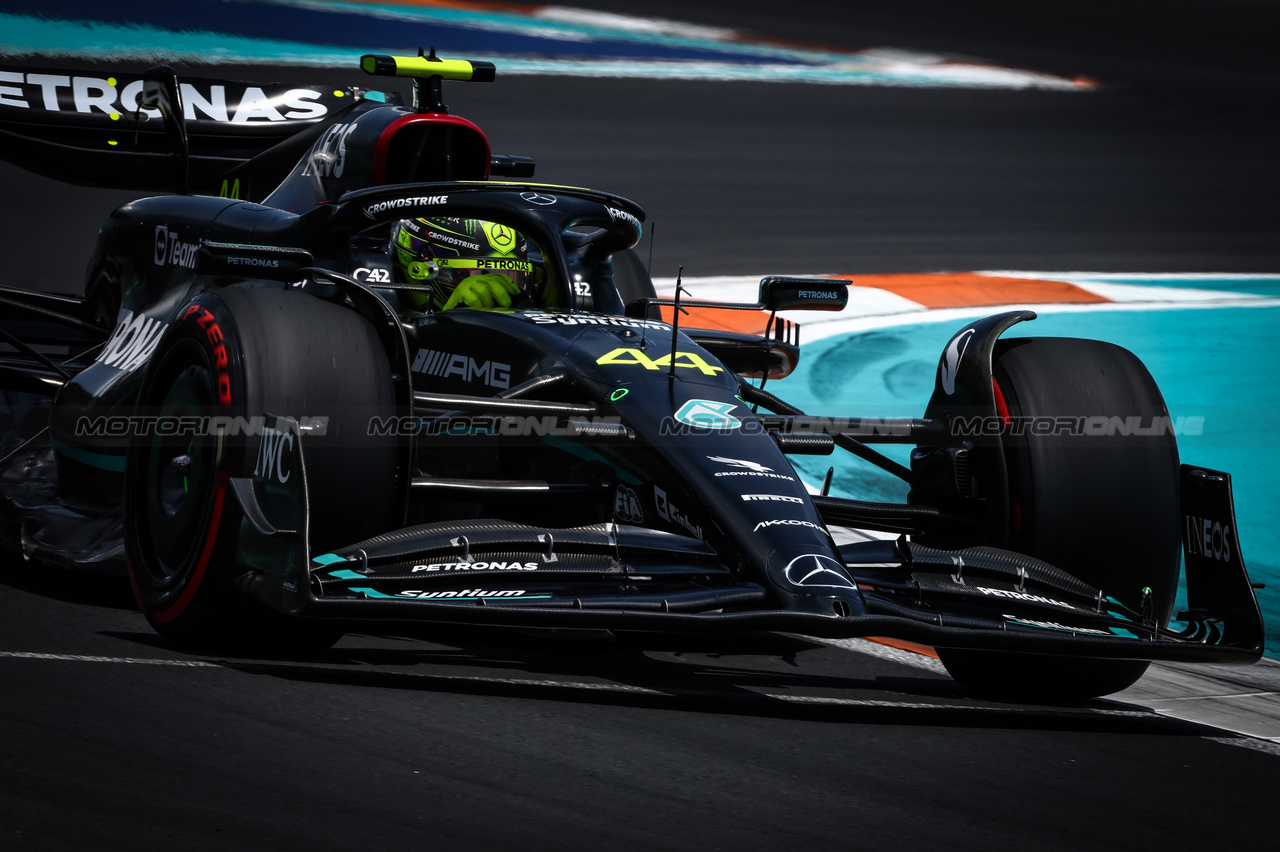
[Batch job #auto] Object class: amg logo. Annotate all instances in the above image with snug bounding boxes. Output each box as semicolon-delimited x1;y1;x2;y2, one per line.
154;225;200;269
397;589;530;599
225;256;280;268
254;426;294;484
1184;515;1233;562
741;494;804;503
98;309;167;372
411;349;511;390
974;586;1074;610
363;195;448;218
411;562;538;572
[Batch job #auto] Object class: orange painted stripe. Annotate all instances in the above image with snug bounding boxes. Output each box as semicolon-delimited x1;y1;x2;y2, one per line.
836;272;1110;310
666;272;1111;335
864;637;941;659
659;305;771;336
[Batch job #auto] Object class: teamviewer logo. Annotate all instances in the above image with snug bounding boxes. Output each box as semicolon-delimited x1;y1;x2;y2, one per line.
153;225;200;269
154;226;169;265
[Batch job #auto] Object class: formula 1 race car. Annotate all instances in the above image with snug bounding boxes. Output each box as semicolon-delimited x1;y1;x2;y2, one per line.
0;53;1264;699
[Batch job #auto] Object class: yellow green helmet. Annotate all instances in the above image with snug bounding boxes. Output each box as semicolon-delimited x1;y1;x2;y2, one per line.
392;217;543;309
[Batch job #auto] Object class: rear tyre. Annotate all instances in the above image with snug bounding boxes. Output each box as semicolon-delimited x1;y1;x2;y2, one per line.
125;286;399;653
938;337;1180;700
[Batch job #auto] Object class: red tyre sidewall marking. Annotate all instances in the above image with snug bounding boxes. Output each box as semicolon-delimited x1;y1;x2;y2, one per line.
992;377;1022;534
125;555;144;608
992;376;1011;428
134;299;236;622
151;471;229;624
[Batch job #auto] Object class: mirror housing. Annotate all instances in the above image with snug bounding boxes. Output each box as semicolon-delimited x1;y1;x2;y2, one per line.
198;242;315;281
758;277;849;312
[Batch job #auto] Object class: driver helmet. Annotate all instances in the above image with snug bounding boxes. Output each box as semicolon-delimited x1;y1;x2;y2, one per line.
392;217;544;309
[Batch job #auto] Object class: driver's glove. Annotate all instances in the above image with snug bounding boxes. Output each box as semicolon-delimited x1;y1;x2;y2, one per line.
440;274;522;311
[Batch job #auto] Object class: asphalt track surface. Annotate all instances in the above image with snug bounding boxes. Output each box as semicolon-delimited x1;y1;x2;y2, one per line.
2;2;1279;850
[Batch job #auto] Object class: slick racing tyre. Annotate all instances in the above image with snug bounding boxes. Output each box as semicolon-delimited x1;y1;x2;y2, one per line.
937;337;1181;700
125;285;398;653
612;248;659;319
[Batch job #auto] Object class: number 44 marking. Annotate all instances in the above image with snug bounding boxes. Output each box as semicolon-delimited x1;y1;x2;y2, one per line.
596;348;724;375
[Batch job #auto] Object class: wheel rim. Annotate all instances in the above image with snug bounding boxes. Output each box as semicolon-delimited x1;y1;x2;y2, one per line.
137;342;219;588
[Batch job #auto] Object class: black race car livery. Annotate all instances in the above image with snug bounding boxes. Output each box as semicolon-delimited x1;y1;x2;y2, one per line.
0;54;1263;699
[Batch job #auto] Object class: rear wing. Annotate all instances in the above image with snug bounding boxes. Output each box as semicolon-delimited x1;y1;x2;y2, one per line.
0;63;388;197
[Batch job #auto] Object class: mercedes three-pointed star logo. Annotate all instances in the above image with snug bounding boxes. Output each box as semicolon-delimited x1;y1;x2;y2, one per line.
784;554;856;589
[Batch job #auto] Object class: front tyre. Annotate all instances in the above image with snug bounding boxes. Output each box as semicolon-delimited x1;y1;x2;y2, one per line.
125;286;399;652
938;337;1181;700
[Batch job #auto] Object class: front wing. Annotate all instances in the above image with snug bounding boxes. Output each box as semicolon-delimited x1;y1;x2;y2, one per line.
232;418;1264;665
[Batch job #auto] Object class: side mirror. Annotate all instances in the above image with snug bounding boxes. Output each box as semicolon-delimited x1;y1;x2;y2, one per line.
198;243;315;280
758;277;849;312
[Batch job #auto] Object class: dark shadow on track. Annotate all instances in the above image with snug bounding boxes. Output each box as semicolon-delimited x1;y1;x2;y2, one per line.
0;556;137;611
95;624;1231;739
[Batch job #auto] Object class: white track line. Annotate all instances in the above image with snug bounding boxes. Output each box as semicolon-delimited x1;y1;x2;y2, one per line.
15;647;1280;755
0;651;219;667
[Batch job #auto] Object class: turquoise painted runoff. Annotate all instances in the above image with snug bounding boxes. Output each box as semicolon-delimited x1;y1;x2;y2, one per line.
0;4;1076;89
